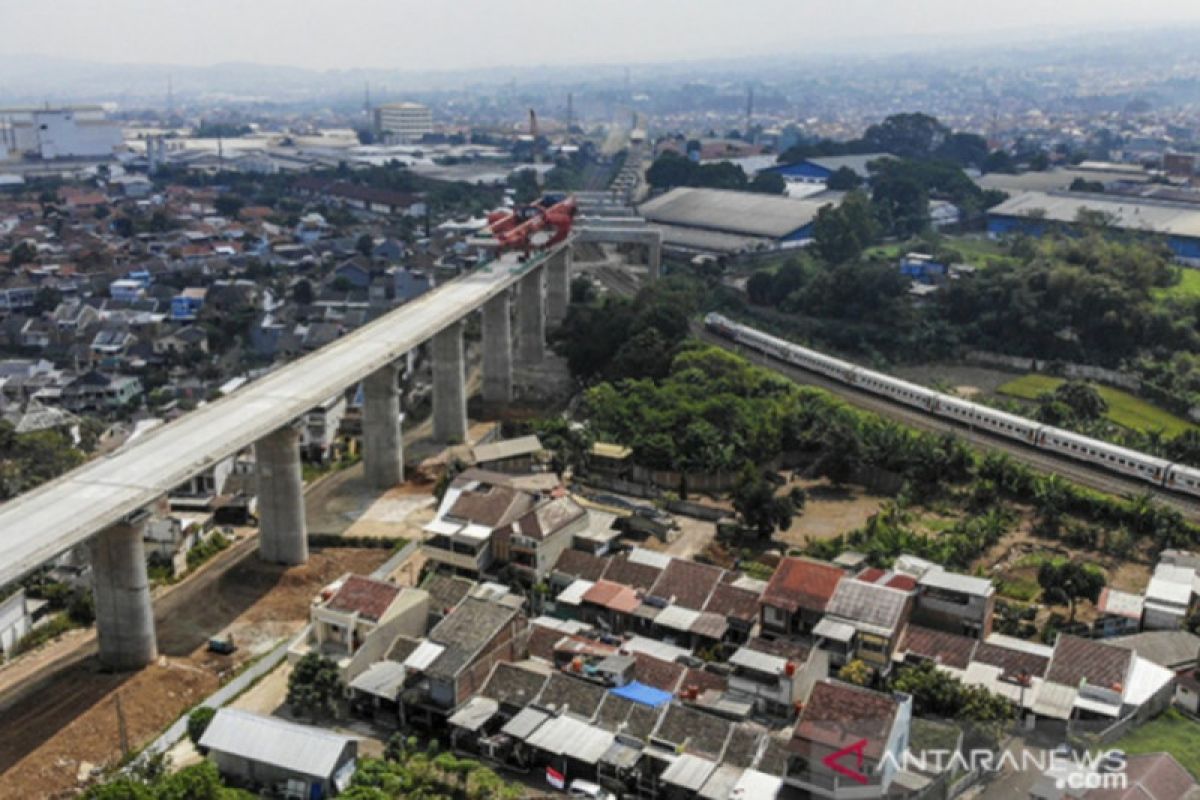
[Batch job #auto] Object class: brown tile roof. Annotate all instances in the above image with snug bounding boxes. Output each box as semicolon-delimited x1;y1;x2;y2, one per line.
704;583;761;623
632;652;686;693
793;680;901;761
682;666;728;695
724;722;769;768
761;557;844;615
325;575;401;622
654;704;733;759
972;642;1050;680
1085;752;1198;800
601;556;662;591
582;580;641;614
479;662;549;709
552;549;608;582
422;573;474;614
1045;635;1133;691
535;672;607;718
513;496;586;541
757;736;792;775
447;484;534;527
623;702;667;740
649;559;725;610
900;625;978;670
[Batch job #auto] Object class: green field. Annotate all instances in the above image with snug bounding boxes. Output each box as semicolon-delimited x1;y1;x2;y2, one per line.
863;236;1016;268
1153;268;1200;302
997;374;1196;437
1114;709;1200;777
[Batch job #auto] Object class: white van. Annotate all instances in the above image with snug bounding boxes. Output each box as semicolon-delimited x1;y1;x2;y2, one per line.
568;779;616;800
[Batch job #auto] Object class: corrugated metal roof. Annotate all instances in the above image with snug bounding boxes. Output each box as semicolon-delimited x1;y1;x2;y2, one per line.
198;708;354;778
729;646;788;675
813;617;856;642
732;768;784;798
348;660;407;699
557;578;595;606
628;547;673;569
661;753;718;791
447;696;499;732
640;187;833;240
918;568;993;597
526;713;615;764
699;763;744;800
990;190;1200;239
472;435;542;463
1031;681;1077;720
655;604;702;632
403;639;445;671
503;706;551;740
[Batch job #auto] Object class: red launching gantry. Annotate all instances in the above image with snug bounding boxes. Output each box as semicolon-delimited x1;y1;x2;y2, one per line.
486;193;578;254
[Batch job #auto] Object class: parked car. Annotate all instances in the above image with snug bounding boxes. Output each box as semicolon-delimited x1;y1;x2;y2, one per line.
568;779;616;800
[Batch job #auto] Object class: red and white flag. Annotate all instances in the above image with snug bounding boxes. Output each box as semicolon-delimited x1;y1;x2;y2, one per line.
546;766;566;790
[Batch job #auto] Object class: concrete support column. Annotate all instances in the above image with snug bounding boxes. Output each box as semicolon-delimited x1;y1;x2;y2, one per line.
254;425;308;565
363;363;403;489
482;293;513;405
91;514;156;670
516;268;545;367
546;248;571;327
432;321;467;443
647;240;662;281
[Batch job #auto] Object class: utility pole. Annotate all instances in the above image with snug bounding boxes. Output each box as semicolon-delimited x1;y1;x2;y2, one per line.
115;692;130;758
745;85;754;140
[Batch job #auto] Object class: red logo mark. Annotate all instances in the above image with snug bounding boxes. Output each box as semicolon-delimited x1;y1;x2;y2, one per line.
823;738;870;784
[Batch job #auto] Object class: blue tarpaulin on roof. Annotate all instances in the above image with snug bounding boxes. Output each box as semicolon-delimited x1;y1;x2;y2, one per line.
609;681;672;707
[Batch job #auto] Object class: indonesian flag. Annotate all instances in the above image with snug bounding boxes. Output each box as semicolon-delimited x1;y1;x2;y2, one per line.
546;766;566;790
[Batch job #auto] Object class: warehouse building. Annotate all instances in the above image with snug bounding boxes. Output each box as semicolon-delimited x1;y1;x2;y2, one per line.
637;187;843;254
199;708;358;797
987;190;1200;263
762;152;893;185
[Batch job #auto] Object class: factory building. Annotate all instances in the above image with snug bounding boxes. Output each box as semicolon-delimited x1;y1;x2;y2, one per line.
0;106;123;160
374;102;433;143
638;187;843;254
987;190;1200;263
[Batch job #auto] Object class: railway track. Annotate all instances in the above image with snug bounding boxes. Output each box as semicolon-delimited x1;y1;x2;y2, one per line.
694;326;1200;522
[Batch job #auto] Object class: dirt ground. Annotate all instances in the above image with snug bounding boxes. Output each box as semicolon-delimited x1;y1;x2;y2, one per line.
773;479;889;548
307;466;437;540
0;547;389;799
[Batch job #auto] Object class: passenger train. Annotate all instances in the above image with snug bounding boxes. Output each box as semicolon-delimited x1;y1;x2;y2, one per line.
704;313;1200;499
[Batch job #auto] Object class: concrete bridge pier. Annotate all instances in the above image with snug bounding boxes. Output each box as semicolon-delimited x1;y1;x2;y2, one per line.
254;424;308;565
432;321;467;443
546;247;572;327
363;362;403;489
481;292;513;405
91;512;157;670
516;267;545;368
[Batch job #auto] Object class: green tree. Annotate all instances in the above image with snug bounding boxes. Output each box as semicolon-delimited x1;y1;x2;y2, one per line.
9;240;37;267
732;463;797;538
1037;560;1106;622
749;171;786;195
1053;381;1107;422
812;191;879;265
187;706;216;747
286;653;343;721
825;166;863;191
356;233;375;258
838;659;872;686
292;279;314;305
862;113;951;159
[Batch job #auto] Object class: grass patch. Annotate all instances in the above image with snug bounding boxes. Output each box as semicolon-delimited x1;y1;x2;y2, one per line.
995;576;1041;602
741;561;776;581
997;374;1197;436
13;613;81;656
1114;708;1200;777
1152;268;1200;302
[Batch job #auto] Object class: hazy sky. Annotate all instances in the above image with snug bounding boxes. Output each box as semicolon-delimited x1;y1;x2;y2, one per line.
3;0;1200;72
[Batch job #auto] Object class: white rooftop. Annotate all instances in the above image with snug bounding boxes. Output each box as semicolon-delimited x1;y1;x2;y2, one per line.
198;708;354;779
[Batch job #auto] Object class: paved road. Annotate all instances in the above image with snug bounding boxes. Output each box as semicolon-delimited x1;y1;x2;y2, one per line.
696;327;1200;521
0;247;561;586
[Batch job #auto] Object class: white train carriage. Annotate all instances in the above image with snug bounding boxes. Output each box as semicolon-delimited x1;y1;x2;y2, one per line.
783;341;858;382
933;395;1043;444
850;368;939;412
1037;427;1171;486
1164;463;1200;497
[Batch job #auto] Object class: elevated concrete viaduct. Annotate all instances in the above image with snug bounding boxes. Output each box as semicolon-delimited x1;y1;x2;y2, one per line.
0;228;661;670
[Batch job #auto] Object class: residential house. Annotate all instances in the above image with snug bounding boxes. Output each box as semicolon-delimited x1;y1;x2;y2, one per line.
1095;588;1145;638
109;278;145;302
399;594;525;728
301;394;347;463
153;325;208;356
726;639;829;719
912;567;995;639
288;574;430;682
760;557;845;638
0;590;31;656
199;708;358;798
421;473;537;579
472;436;545;473
493;495;588;585
1143;564;1195;630
1031;634;1175;734
59;370;141;412
815;579;913;675
784;680;913;800
391;267;432;303
170;287;207;321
